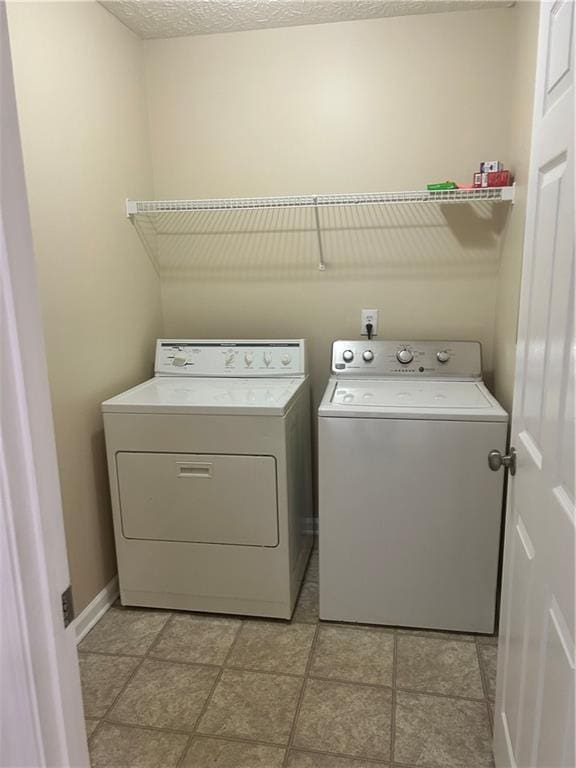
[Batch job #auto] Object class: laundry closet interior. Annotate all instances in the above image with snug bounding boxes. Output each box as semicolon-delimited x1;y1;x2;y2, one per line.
6;1;542;766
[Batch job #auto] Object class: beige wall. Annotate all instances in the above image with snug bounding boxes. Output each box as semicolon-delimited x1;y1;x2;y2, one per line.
7;1;163;612
493;1;540;413
145;8;517;406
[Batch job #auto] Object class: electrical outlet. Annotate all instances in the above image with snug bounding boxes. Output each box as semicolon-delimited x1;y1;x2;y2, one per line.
361;309;378;336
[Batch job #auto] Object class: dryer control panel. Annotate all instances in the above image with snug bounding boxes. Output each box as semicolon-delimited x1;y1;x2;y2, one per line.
155;339;307;377
331;340;482;380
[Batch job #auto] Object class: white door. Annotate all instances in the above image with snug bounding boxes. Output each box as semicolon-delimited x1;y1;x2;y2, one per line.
493;2;575;767
0;1;89;765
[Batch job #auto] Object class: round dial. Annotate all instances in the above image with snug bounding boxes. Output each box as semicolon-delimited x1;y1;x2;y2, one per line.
396;348;414;365
281;353;292;366
362;350;374;362
173;352;187;367
436;350;450;364
342;350;354;363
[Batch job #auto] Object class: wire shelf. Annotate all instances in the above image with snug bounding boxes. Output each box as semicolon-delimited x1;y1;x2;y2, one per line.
126;186;515;272
126;186;515;217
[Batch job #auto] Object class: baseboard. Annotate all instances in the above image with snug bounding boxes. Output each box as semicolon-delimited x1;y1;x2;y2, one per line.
74;575;119;643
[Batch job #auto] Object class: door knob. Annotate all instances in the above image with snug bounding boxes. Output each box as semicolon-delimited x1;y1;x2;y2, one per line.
488;447;517;476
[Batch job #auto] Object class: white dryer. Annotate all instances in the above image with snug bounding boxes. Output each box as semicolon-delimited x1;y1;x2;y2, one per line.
318;340;508;633
102;339;313;619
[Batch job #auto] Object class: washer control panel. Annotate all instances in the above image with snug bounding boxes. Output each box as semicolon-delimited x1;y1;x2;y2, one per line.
331;340;482;379
156;339;307;377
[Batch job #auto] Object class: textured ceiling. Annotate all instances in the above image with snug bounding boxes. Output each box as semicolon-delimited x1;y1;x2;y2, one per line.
100;0;514;40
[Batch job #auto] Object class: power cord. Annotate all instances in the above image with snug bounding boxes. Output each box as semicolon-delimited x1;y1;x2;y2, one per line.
366;322;373;341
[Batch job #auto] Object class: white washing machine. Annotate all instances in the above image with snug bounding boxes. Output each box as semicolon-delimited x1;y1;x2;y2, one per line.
102;339;313;619
318;340;508;633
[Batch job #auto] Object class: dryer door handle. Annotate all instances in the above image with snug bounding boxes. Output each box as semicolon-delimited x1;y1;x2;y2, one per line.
177;462;212;478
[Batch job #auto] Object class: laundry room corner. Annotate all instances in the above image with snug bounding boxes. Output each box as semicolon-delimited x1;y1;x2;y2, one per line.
5;0;540;616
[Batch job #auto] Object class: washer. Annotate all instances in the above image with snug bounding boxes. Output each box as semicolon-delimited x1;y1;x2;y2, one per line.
318;340;508;633
102;339;313;619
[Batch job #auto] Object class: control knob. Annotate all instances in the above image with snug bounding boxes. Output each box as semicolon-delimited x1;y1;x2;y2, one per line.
173;351;187;367
362;350;374;362
281;353;292;366
396;348;414;365
263;351;273;367
342;350;354;363
436;350;450;364
244;352;254;366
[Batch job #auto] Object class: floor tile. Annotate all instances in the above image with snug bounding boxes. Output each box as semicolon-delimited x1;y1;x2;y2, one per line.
182;737;285;767
198;669;302;744
85;719;99;737
478;643;498;701
151;614;241;665
227;621;316;674
394;691;494;768
293;581;319;623
396;634;484;698
108;658;219;730
293;678;392;760
287;751;388;767
79;607;170;656
89;722;188;768
79;653;139;718
310;625;394;686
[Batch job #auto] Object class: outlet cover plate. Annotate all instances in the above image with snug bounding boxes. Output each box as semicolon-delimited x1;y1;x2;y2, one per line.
361;309;378;336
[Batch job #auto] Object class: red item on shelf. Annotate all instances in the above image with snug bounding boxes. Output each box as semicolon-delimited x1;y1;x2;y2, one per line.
488;170;513;187
473;170;513;188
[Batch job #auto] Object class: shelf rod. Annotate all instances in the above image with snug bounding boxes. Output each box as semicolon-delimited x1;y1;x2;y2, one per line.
313;196;326;271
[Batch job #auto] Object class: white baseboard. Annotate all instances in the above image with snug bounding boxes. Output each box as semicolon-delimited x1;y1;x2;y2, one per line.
74;575;119;643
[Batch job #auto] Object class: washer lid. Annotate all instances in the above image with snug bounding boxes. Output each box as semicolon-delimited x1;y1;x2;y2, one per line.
102;376;306;416
319;379;508;421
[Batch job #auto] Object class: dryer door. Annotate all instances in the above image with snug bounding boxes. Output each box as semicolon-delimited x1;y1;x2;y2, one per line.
116;452;278;546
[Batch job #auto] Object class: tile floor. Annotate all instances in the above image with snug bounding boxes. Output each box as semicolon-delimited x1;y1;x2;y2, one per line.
80;549;498;767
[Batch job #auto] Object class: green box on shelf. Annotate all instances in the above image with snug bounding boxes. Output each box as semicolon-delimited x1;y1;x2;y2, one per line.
426;182;458;190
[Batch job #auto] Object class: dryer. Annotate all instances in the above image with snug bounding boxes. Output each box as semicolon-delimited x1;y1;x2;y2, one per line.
318;340;508;633
102;339;313;619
